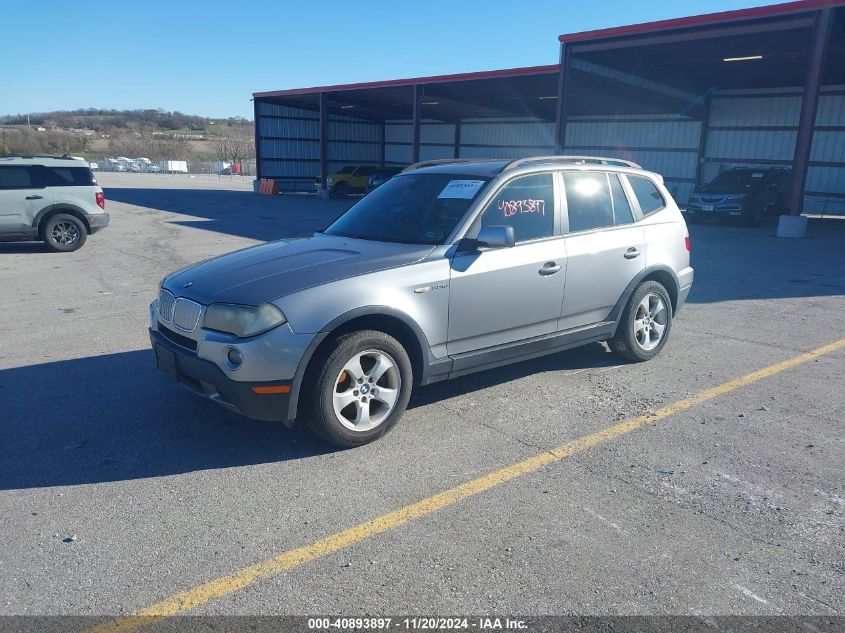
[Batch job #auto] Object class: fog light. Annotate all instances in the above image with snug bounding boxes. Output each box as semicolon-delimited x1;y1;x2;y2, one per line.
224;346;243;370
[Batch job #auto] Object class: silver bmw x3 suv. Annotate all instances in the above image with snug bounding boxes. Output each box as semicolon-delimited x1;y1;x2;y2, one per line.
150;156;693;447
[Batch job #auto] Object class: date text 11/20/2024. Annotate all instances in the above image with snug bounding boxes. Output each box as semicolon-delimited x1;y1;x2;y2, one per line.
308;617;529;630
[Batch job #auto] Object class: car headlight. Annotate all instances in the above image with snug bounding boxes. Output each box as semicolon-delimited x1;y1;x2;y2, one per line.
327;177;334;184
203;303;287;338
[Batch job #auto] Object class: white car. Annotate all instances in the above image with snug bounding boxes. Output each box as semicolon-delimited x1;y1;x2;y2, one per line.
0;156;110;251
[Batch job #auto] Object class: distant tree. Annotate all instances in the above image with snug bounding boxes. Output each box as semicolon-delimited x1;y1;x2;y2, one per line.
108;134;147;157
214;133;255;167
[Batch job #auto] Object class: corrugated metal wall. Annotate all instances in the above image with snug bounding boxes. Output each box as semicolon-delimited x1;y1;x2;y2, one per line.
704;86;845;215
384;121;457;164
459;118;555;159
384;118;555;163
256;101;319;190
256;101;381;192
564;114;701;203
257;84;844;212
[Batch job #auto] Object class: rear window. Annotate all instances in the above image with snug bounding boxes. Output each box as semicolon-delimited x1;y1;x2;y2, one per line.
627;175;665;215
43;166;96;187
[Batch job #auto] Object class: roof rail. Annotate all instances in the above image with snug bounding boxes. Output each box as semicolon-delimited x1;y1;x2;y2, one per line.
0;154;79;160
503;155;641;171
400;158;497;173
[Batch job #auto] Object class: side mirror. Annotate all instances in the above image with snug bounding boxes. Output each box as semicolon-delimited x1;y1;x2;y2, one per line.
476;225;515;249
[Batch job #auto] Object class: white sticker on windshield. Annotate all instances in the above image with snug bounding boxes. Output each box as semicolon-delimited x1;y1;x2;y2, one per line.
437;180;485;199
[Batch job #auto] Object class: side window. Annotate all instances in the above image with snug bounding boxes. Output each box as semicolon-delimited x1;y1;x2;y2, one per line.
43;167;95;187
478;173;554;243
0;166;36;189
627;175;666;215
563;172;613;232
609;174;634;225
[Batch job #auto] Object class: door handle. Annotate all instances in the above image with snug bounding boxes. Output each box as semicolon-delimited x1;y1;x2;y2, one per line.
624;247;641;259
26;195;44;200
539;262;561;275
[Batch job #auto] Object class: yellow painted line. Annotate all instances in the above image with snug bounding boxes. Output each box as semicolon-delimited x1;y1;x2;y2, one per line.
89;338;845;633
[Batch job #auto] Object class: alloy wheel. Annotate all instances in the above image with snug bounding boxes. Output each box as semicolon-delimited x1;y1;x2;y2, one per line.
332;349;401;432
633;292;668;351
51;221;80;246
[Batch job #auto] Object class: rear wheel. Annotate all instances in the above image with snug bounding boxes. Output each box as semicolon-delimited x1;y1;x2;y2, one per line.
307;330;413;448
608;281;673;362
42;214;87;252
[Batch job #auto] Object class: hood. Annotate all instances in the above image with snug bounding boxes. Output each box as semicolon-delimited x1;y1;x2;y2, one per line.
162;233;435;306
695;185;755;195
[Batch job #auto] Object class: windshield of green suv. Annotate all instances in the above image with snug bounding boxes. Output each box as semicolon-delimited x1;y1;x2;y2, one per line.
324;173;491;244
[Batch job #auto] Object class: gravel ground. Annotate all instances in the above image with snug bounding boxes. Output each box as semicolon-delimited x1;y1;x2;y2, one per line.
0;172;843;617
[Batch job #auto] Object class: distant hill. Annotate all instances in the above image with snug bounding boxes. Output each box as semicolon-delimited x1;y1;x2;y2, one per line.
0;108;251;133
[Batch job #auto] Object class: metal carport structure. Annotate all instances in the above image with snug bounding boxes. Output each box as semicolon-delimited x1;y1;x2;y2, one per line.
253;0;845;223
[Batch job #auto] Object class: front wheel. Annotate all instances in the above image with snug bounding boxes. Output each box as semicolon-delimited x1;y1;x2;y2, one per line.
333;181;351;198
743;203;765;227
608;281;673;362
307;330;413;448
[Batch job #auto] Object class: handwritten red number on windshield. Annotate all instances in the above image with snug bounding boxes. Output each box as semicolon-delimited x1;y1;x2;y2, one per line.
498;199;546;217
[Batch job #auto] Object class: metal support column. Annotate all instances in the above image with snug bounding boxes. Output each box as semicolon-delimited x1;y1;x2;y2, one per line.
253;98;262;180
554;43;572;154
319;92;328;192
695;92;714;187
412;84;422;163
454;120;461;159
789;8;832;216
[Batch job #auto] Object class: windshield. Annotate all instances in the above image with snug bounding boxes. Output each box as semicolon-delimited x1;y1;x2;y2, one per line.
706;170;765;191
336;166;356;175
325;173;490;244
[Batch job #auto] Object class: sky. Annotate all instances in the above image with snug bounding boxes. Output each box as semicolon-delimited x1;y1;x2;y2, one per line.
0;0;779;119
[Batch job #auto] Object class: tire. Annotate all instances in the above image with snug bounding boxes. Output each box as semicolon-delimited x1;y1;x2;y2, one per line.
608;281;673;362
333;182;351;198
743;203;764;227
42;213;87;252
685;212;703;225
306;330;413;448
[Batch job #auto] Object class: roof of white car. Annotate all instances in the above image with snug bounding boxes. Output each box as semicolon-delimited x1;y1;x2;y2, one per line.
403;156;652;178
0;155;91;167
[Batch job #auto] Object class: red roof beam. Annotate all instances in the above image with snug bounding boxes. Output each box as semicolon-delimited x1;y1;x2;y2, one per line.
558;0;844;43
253;64;560;99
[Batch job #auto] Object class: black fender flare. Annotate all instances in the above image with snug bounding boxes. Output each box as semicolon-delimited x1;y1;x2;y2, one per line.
284;306;440;424
607;265;681;334
32;203;91;233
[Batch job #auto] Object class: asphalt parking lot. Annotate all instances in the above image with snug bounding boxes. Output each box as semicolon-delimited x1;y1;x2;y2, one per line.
1;173;843;619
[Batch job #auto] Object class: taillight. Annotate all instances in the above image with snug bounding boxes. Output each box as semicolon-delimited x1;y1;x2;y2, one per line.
96;191;105;209
685;236;691;252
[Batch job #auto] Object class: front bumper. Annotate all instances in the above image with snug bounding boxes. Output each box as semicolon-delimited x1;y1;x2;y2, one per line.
685;202;743;218
676;266;694;314
150;328;291;421
86;212;110;234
